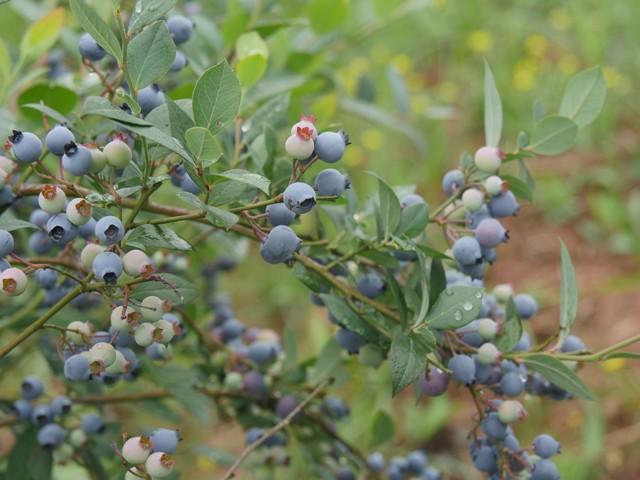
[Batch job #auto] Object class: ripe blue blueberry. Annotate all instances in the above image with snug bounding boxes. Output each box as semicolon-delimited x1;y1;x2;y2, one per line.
21;376;44;400
170;51;188;72
335;327;366;354
315;168;350;196
62;142;93;176
513;293;538;320
532;434;561;458
243;371;268;398
322;397;350;420
560;334;586;353
45;125;75;156
260;225;301;264
51;395;72;416
9;130;42;163
488;190;520;217
266;202;296;227
35;269;58;289
220;318;246;343
0;229;14;257
466;205;491;229
367;452;385;472
276;394;301;420
31;404;53;426
29;231;52;254
356;273;386;298
452;236;482;266
180;173;201;194
448;354;476;385
481;413;508;440
30;209;51;229
78;33;106;61
335;467;356;480
475;218;509;248
138;84;165;116
247;340;278;365
441;169;464;195
420;367;450;397
400;193;426;208
283;182;316;214
314;131;348;163
407;450;428;473
12;399;33;421
472;444;497;473
481;246;497;264
47;214;78;245
167;15;194;45
150;428;180;454
531;459;560;480
500;371;525;397
95;215;125;245
81;413;105;435
513;332;532;352
37;423;65;449
92;251;123;284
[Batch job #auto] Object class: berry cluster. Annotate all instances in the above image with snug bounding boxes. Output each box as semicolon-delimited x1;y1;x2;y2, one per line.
120;428;180;479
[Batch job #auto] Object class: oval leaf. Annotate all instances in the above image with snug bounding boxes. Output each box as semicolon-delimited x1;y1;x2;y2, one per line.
530;115;578;156
484;60;503;147
127;21;176;90
524;354;593;400
192;60;241;134
426;286;484;330
559;66;606;128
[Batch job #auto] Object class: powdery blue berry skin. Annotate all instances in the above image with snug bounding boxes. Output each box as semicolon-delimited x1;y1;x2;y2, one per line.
37;423;65;449
47;214;78;245
180;173;201;194
367;452;385;472
466;205;491;229
138;84;166;116
513;331;532;352
92;251;123;284
51;395;72;416
64;353;91;381
452;236;482;266
12;399;33;421
0;229;14;257
335;467;356;480
167;15;194;45
335;327;366;354
500;371;525;397
150;428;180;454
265;202;296;227
441;169;464;195
31;404;53;426
448;354;476;385
314;131;347;163
29;231;53;254
560;334;586;353
314;168;350;196
35;268;58;289
78;217;96;239
247;340;278;365
481;413;509;441
458;261;485;280
243;371;268;398
220;318;246;343
472;444;498;473
488;190;520;217
513;293;538;320
45;125;75;156
81;413;105;435
21;376;44;400
276;394;301;419
406;450;428;473
78;33;106;61
475;218;508;248
283;182;316;214
170;50;188;72
259;225;302;264
30;209;51;229
532;434;561;458
419;367;450;397
10;131;43;163
356;273;386;298
400;193;426;208
95;215;125;245
244;427;264;445
62;143;93;176
531;459;560;480
321;396;350;420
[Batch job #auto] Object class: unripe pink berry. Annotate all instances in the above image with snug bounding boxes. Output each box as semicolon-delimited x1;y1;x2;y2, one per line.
122;436;152;465
285;134;314;160
122;249;154;276
0;268;28;296
290;115;317;139
462;188;485;212
66;198;93;226
484;175;505;197
498;400;527;423
474;146;503;173
145;452;175;478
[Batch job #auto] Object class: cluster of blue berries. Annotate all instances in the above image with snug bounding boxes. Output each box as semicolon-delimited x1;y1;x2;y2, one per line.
363;450;442;480
120;428;180;479
11;376;105;454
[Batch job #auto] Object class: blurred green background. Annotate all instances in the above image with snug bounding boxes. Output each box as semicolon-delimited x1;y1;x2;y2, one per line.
1;0;639;478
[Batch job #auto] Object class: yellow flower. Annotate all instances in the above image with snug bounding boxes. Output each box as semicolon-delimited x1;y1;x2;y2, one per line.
513;60;537;92
345;144;366;168
196;455;216;472
601;357;626;372
361;129;383;151
558;54;579;76
525;34;547;58
467;29;493;54
391;54;413;75
550;8;571;30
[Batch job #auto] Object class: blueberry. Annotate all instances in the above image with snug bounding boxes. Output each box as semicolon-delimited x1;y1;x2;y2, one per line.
167;15;194;45
247;340;278;365
45;125;75;156
12;399;33;421
531;459;560;480
315;168;350;196
560;334;586;353
180;173;201;194
35;268;58;289
335;327;366;354
221;318;245;343
170;50;188;72
145;452;176;478
103;139;132;168
285;131;314;159
474;146;503;172
31;404;53;426
420;367;450;396
78;33;106;61
122;436;152;465
335;467;356;480
138;84;165;116
466;205;491;229
407;450;428;473
46;214;78;245
92;251;123;284
30;209;52;230
533;434;561;458
244;427;264;445
475;218;508;248
9;130;42;163
37;423;65;449
513;294;538;320
481;413;508;440
38;185;67;214
94;215;125;245
472;444;497;473
0;229;14;257
488;191;520;217
243;371;268;398
462;188;485;212
283;182;316;214
276;395;301;420
66;198;93;226
367;452;385;472
21;376;44;400
513;332;532;352
265;203;296;227
441;169;464;195
81;413;105;435
356;273;385;298
322;397;350;420
448;354;476;385
314;131;348;163
481;246;497;263
260;225;301;264
400;193;426;208
500;372;525;397
150;428;180;454
0;258;9;272
452;236;482;266
51;396;72;416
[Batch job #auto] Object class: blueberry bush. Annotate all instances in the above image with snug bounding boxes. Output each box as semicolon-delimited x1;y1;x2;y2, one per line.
0;1;635;479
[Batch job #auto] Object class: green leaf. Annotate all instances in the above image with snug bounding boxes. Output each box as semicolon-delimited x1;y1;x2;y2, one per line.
310;338;342;382
130;273;198;305
602;352;640;360
0;39;11;83
389;331;427;396
428;258;446;309
559;66;606;128
20;7;65;61
385;268;408;326
165;99;194;146
18;84;77;122
78;449;109;480
21;103;69;124
307;0;349;33
495;298;522;352
69;0;122;62
502;174;533;202
483;60;502;147
283;322;298;369
125;123;195;165
127;21;176;90
373;175;402;239
127;224;191;251
426;286;484;330
236;31;269;87
416;244;452;260
371;410;395;445
177;191;239;230
529;115;578;156
396;202;429;238
0;217;38;231
320;294;380;341
129;0;177;35
558;239;578;346
192;60;242;134
185;127;222;166
524;354;593;400
7;427;53;480
412;251;430;326
82;96;151;126
213;169;270;194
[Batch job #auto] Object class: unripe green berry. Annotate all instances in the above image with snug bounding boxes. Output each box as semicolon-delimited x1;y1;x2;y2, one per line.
38;184;67;214
134;322;155;347
105;348;127;374
224;371;244;391
89;148;107;172
90;342;116;368
110;305;140;332
484;176;504;197
66;198;93;226
493;284;513;303
474;146;503;173
67;320;91;344
358;344;383;368
462;188;485;212
122;249;153;276
141;295;169;321
69;428;87;447
477;318;498;341
498;400;527;423
80;243;106;269
103;139;132;168
477;342;501;364
153;319;175;344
